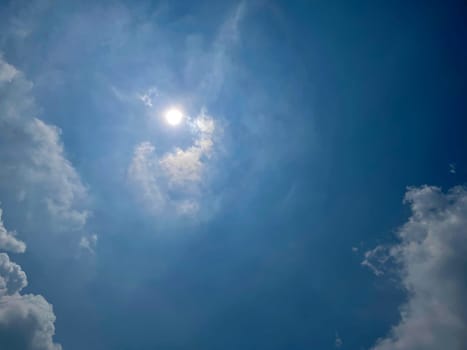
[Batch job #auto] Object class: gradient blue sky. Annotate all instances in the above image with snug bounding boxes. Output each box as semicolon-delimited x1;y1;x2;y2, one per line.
0;1;466;350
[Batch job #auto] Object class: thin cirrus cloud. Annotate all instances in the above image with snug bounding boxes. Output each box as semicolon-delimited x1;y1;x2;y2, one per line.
363;185;467;350
79;234;98;254
196;1;246;102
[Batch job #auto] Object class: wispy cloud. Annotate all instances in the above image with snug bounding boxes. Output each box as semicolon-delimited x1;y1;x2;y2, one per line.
361;245;389;276
79;234;98;254
0;56;17;82
449;163;456;174
198;1;246;101
335;332;343;348
128;110;216;218
138;87;159;108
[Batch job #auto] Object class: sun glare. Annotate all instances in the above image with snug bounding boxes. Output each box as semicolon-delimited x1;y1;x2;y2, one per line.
165;108;183;126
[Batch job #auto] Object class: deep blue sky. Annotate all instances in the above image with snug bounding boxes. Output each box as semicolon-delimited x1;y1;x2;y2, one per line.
0;1;466;350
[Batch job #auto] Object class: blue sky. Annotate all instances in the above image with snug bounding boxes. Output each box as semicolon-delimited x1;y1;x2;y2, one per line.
0;1;466;349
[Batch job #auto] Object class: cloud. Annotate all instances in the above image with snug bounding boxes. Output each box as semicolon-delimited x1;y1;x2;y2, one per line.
0;208;26;253
79;234;98;254
138;87;158;108
197;1;246;101
0;294;61;350
160;113;215;189
0;56;77;347
0;56;89;232
0;210;61;350
449;163;456;174
128;111;216;217
335;332;343;348
0;57;18;82
361;245;389;276
128;142;165;210
0;253;27;297
364;185;467;350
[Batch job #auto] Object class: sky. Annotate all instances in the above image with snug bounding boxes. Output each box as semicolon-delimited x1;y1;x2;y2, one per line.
0;1;466;349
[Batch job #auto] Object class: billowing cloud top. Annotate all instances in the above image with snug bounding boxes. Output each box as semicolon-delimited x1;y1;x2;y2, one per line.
0;207;61;350
0;208;26;253
0;253;27;296
364;186;467;350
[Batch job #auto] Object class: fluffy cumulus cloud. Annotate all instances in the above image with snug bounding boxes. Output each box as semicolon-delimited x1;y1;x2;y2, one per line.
128;111;216;217
0;294;61;350
0;56;68;349
0;209;61;350
0;253;27;297
364;185;467;350
0;208;26;253
0;56;88;231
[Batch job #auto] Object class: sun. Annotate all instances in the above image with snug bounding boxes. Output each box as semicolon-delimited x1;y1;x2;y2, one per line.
165;107;183;126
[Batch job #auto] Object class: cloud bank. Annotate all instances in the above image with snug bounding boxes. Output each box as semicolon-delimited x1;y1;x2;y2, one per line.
364;185;467;350
0;56;89;349
0;56;88;232
0;208;61;350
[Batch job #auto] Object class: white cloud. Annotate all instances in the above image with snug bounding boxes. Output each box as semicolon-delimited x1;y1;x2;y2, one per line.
364;185;467;350
0;253;27;297
159;146;204;187
449;163;456;174
159;111;215;190
0;211;61;350
0;208;26;253
197;1;246;101
335;332;343;348
0;56;89;231
0;57;83;349
138;87;158;108
361;245;389;276
193;113;215;135
0;57;18;82
128;111;216;217
79;234;98;254
0;294;61;350
128;142;166;212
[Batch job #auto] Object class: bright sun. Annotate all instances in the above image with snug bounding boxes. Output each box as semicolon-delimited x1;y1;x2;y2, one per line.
165;108;183;126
